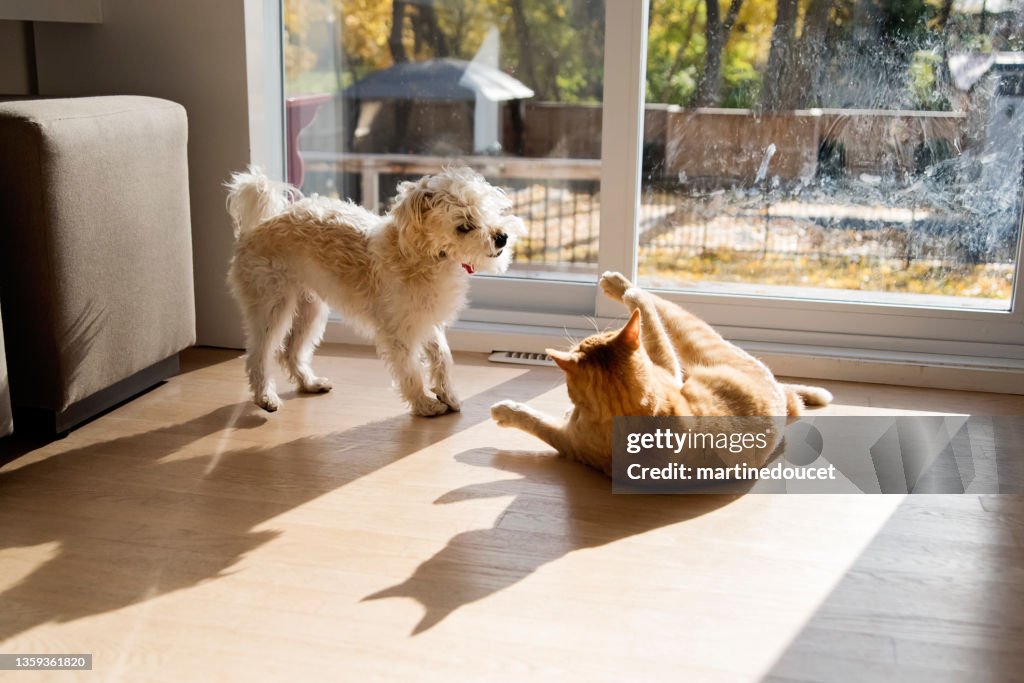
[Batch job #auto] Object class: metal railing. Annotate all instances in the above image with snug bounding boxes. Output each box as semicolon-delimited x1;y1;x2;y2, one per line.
300;152;1017;276
302;152;603;269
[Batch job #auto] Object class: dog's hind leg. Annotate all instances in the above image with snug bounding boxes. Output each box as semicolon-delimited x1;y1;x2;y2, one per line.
423;325;460;412
243;290;297;412
379;339;450;417
280;290;332;394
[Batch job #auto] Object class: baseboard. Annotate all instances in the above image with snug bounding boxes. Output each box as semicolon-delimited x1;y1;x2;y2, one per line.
741;345;1024;395
323;319;1024;395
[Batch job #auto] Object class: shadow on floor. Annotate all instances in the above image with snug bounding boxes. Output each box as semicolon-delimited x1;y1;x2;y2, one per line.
364;447;747;634
0;368;560;642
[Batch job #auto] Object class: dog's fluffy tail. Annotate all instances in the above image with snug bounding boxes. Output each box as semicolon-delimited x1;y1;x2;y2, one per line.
783;383;833;416
225;166;300;238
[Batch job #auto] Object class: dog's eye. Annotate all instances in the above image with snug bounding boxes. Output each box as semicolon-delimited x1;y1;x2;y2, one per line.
457;224;475;234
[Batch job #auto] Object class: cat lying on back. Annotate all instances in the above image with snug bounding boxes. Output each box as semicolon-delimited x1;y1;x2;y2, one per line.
490;272;832;475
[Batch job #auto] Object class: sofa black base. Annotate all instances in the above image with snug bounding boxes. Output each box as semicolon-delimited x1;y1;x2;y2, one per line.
13;354;180;436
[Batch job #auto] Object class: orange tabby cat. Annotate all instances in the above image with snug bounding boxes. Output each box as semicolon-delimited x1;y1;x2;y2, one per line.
490;272;832;475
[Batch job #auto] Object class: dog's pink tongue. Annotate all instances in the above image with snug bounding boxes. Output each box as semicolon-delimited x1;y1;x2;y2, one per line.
462;263;475;274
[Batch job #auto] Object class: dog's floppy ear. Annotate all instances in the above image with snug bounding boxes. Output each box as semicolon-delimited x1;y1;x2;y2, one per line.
394;180;435;221
392;178;436;256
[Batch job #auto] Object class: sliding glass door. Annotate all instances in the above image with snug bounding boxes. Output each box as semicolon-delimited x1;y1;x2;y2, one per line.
638;0;1023;313
283;0;605;283
281;0;1024;355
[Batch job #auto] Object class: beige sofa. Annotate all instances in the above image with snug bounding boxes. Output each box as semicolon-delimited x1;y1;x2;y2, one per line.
0;96;196;433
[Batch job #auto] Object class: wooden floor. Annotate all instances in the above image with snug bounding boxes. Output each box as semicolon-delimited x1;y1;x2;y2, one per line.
1;345;1022;682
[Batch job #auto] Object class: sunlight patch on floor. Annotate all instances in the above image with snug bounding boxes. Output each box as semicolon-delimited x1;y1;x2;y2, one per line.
0;542;62;593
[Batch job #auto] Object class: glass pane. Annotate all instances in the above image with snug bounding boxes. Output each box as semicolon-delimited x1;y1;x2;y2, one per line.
641;0;1023;310
284;0;605;282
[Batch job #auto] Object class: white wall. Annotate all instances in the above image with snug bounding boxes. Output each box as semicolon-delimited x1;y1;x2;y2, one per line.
31;0;281;348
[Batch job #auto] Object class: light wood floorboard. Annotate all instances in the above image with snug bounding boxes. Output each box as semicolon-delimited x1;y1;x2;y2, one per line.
1;345;1022;681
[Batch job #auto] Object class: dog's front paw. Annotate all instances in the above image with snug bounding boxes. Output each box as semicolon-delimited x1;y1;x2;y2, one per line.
300;377;333;394
491;400;527;427
411;395;451;417
599;271;633;301
433;388;461;412
255;392;282;412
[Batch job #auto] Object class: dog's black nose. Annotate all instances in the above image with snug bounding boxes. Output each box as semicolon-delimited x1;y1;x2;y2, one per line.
494;233;508;248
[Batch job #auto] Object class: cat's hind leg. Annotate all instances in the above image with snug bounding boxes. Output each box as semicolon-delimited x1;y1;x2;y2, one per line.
599;272;682;382
605;273;729;370
599;271;633;302
623;296;684;387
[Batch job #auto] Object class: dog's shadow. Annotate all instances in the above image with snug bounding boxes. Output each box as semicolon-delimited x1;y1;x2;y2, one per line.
0;367;562;643
364;448;745;634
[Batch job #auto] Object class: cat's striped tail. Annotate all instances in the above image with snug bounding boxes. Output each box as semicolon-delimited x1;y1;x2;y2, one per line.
783;383;833;416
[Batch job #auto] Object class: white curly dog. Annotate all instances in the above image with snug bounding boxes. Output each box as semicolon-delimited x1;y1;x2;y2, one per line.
226;166;524;416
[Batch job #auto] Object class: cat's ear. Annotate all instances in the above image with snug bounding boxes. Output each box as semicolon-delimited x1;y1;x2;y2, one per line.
618;309;642;350
546;348;577;373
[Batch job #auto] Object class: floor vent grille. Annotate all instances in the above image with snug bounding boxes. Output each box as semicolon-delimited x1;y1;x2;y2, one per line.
488;350;556;367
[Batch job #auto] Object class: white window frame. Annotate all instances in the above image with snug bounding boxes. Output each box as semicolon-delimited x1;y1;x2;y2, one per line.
270;0;1024;389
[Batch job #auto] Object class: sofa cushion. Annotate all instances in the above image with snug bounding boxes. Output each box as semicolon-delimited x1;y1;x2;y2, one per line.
0;96;196;412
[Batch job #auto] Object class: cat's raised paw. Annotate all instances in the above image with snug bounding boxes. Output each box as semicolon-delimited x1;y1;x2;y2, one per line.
491;400;526;427
599;271;633;301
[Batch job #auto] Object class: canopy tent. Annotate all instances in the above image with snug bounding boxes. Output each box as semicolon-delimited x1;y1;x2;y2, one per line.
345;58;534;103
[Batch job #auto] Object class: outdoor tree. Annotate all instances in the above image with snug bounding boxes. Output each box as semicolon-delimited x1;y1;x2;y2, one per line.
646;0;776;108
285;0;604;102
694;0;744;106
286;0;1004;110
646;0;704;103
761;0;833;110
